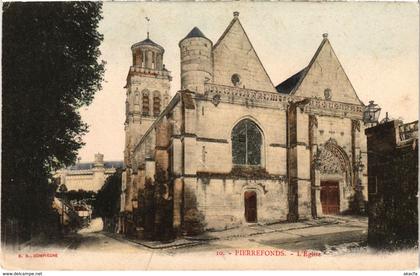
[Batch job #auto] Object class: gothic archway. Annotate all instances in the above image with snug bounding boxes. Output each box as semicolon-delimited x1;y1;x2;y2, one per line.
317;139;353;214
318;138;352;185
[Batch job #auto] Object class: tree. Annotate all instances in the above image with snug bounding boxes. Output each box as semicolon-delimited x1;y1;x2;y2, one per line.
94;170;122;231
2;2;105;243
56;189;97;206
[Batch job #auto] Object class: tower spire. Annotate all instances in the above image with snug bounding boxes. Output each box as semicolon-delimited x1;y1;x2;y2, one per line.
145;17;150;39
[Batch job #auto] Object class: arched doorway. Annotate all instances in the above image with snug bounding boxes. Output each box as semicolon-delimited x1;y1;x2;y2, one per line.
244;191;257;222
317;139;352;215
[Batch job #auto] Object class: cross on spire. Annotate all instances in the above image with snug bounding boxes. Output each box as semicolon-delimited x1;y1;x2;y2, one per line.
145;17;150;39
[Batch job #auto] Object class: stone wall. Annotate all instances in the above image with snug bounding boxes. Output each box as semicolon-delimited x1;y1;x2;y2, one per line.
190;94;287;175
366;120;418;249
191;177;288;230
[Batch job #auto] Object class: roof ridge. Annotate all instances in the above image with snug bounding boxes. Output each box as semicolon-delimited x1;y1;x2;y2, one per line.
289;38;328;95
213;17;238;49
289;36;364;106
213;17;276;91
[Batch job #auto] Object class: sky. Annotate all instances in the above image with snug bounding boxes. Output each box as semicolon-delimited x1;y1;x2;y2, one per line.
77;1;419;162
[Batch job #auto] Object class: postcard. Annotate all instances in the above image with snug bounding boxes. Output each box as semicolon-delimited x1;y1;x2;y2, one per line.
1;1;418;271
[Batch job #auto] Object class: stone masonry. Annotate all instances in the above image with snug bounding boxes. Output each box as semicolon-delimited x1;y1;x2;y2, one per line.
120;12;368;239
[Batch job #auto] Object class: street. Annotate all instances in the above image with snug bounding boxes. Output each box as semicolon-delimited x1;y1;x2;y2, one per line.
2;216;418;270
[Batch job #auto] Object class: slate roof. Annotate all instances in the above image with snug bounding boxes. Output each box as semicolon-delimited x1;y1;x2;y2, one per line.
68;163;93;170
180;27;211;45
185;27;208;39
67;161;124;171
275;68;307;94
131;38;164;51
104;161;124;169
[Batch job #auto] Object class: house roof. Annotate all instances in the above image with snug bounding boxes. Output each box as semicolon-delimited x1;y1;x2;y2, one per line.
67;161;124;171
275;68;307;94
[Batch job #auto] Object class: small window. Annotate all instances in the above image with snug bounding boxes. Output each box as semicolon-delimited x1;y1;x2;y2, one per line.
324;88;332;100
231;74;241;87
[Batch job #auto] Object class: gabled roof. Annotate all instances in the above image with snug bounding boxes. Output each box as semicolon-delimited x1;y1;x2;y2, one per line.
288;38;328;95
277;35;364;105
212;14;276;92
276;67;307;94
213;16;237;49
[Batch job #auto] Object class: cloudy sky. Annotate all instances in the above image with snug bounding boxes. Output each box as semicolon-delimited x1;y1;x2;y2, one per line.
77;1;419;162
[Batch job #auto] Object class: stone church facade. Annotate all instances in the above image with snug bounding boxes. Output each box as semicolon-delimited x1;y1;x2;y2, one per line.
120;12;368;237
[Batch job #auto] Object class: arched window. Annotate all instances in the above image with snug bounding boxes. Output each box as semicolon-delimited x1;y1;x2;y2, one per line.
142;91;149;116
232;119;262;166
153;92;161;117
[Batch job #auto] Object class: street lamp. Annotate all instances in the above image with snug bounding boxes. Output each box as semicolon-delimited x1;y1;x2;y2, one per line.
353;151;366;214
363;100;381;126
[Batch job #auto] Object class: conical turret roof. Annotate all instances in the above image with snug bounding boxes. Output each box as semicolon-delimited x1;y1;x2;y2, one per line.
185;27;207;39
179;27;212;44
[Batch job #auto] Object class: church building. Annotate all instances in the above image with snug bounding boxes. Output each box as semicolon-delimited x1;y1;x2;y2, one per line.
120;12;368;238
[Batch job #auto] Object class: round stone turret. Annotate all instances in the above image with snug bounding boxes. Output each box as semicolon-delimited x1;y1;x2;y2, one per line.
131;34;165;70
179;27;213;93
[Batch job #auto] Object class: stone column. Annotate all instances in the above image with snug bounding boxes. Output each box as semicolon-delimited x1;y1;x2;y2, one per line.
173;178;184;234
156;53;161;70
309;114;320;218
296;110;311;219
287;98;311;221
351;119;364;213
135;49;141;66
287;104;298;221
146;51;153;69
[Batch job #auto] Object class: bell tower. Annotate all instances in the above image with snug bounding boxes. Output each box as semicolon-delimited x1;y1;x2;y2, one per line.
124;33;172;166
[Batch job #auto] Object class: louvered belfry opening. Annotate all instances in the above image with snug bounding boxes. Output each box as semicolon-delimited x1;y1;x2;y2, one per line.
153;95;161;117
142;92;149;116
